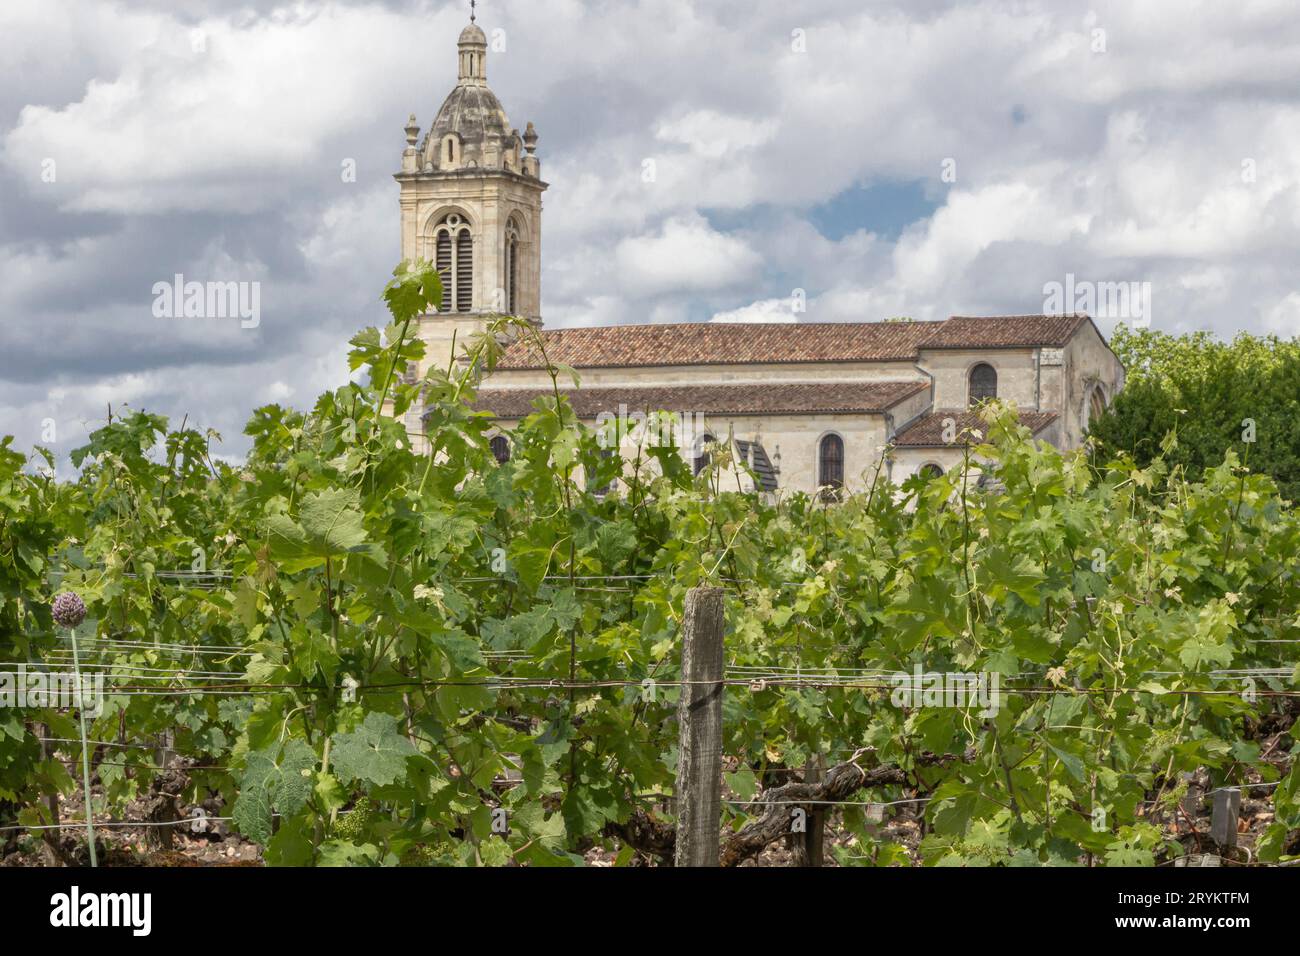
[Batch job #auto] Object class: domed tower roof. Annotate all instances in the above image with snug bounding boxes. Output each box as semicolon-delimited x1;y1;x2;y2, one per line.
406;14;540;178
428;83;510;151
459;22;487;45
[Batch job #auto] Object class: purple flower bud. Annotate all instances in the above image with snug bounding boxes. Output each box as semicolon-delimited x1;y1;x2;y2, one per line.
51;591;87;629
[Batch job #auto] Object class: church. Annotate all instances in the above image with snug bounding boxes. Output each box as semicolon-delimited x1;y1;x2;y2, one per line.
396;17;1126;495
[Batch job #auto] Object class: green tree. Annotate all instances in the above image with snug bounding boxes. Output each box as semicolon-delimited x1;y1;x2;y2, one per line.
1089;325;1300;500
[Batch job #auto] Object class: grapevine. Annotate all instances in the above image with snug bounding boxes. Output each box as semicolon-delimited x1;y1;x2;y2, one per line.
1;261;1297;867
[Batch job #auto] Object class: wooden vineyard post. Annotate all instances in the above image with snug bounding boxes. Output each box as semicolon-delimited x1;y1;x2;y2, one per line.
38;722;62;865
1211;789;1241;849
674;586;725;867
156;729;174;770
803;756;825;866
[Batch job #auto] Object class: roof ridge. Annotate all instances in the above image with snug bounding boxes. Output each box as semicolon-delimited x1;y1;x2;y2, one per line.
945;312;1091;319
535;318;948;333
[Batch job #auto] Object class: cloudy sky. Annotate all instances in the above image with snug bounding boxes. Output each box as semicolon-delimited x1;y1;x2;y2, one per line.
3;0;1299;469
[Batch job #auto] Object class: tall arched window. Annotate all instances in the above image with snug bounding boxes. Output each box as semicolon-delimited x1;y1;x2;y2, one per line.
818;434;844;490
505;220;520;314
489;435;510;464
968;363;998;406
1087;384;1107;428
693;433;715;476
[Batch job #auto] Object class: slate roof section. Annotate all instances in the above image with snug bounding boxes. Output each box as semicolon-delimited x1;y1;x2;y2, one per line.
891;409;1059;448
494;315;1093;370
471;381;930;419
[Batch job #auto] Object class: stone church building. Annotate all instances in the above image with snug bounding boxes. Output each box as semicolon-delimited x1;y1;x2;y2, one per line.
396;18;1125;495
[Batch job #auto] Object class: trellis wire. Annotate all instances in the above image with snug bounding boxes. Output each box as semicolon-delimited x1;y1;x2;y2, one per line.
0;817;235;834
10;672;1300;697
20;565;1297;864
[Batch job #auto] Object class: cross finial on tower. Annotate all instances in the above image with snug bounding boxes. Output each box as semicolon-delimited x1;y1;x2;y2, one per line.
470;0;476;23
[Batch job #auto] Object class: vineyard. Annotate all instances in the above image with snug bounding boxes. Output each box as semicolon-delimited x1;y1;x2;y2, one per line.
2;262;1299;868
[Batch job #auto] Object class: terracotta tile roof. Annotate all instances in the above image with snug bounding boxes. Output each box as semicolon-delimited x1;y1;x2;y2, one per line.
495;321;944;369
892;409;1058;448
919;314;1090;350
471;381;930;419
495;315;1092;369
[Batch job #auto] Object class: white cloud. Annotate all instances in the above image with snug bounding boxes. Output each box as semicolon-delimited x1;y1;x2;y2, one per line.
1262;293;1300;337
1;3;453;214
709;298;796;323
3;0;1300;468
655;110;778;159
264;380;294;401
892;180;1086;296
613;213;762;296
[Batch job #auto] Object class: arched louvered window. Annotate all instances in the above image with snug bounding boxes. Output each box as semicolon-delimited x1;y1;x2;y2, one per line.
433;213;473;312
968;363;997;406
505;221;520;315
489;435;510;464
435;231;453;312
693;433;715;476
818;434;844;490
456;230;473;313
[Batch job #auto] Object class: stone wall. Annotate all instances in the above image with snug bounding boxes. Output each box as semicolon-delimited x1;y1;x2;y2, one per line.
920;347;1038;410
419;319;1124;496
485;410;891;496
398;169;545;381
1060;320;1126;446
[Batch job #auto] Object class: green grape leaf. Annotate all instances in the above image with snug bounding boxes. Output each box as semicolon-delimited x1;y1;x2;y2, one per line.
267;487;369;566
232;738;318;844
1104;839;1155;867
318;840;383;867
330;712;419;789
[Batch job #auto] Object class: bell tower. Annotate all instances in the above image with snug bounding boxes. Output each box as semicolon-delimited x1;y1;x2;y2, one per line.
396;10;546;380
